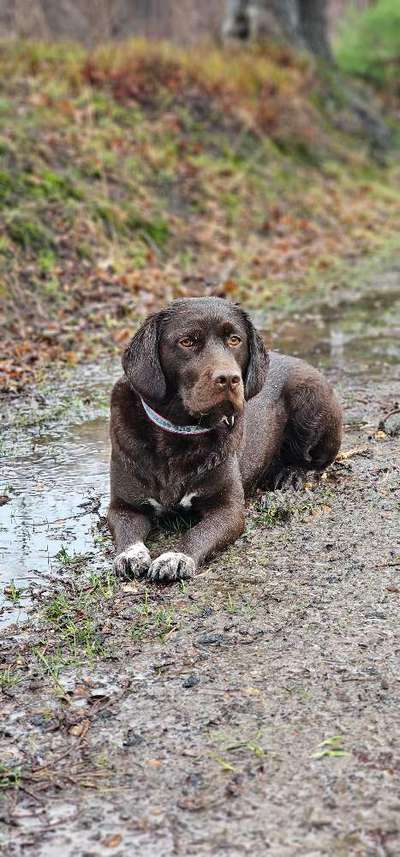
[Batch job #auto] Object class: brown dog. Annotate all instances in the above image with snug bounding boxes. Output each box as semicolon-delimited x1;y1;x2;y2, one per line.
108;297;342;581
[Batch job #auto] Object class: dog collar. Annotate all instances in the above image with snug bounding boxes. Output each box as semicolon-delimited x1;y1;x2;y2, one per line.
140;397;213;436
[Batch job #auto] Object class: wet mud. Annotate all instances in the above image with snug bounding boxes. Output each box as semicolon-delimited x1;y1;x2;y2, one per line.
1;270;400;856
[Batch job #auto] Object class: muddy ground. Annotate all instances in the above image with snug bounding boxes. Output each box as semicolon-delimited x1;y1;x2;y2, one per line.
1;269;400;856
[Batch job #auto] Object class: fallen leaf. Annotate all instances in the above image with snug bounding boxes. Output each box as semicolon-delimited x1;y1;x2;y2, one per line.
103;834;123;848
73;685;89;698
69;718;91;738
122;581;140;593
336;446;369;460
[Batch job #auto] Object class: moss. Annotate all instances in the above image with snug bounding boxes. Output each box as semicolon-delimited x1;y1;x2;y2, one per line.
26;169;83;202
38;248;57;273
7;214;54;252
125;209;170;247
0;764;21;791
93;202;126;237
0;169;14;203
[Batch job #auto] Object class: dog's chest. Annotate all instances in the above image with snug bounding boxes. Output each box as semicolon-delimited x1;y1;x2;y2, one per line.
136;449;203;512
145;491;197;516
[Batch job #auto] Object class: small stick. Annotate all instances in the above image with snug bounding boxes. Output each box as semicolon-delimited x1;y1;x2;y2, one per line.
378;408;400;430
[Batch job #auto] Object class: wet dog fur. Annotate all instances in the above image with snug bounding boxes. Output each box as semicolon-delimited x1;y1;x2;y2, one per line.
108;297;342;581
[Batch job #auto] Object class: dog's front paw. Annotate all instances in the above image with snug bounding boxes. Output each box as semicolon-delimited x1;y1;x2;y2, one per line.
113;542;151;579
147;552;195;582
273;466;307;491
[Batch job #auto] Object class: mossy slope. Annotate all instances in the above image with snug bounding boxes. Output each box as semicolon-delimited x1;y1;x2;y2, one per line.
0;39;399;390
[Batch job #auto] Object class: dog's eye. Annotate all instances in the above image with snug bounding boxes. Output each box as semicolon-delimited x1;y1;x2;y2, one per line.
179;337;195;348
227;335;242;347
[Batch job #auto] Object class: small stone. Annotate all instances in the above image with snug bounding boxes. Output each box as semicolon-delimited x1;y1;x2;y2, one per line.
197;633;225;646
122;730;144;748
182;674;200;688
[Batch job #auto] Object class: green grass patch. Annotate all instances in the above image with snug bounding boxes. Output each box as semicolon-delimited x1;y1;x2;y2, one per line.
336;0;400;86
0;764;21;791
7;214;54;251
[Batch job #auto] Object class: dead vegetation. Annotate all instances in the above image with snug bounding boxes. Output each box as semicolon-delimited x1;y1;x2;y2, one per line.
0;39;399;392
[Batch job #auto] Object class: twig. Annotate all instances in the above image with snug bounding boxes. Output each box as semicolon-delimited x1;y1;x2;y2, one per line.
33;506;101;527
18;786;46;805
28;739;86;775
378;408;400;430
336;445;369;461
374;561;400;569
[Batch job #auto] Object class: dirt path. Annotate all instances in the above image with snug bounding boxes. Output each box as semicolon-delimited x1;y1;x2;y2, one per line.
1;273;400;856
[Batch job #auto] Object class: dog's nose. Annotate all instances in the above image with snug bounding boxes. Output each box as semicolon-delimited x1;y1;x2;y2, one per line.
212;372;241;390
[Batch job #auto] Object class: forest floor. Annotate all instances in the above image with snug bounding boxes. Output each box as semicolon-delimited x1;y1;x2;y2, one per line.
1;39;400;857
1;264;400;856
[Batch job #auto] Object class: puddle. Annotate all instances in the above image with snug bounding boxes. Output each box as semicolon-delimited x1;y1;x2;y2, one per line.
0;362;119;626
265;276;400;375
0;418;110;574
1;272;399;626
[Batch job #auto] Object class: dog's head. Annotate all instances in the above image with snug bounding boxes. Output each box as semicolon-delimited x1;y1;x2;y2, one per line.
122;297;269;424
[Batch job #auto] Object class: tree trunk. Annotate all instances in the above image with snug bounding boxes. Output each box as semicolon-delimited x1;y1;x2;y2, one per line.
223;0;332;60
298;0;331;60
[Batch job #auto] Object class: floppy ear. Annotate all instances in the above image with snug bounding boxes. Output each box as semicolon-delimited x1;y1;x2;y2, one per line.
122;313;166;402
243;312;269;400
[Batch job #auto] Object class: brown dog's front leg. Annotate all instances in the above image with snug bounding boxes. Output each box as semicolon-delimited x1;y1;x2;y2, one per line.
147;503;245;582
182;503;245;567
108;502;152;578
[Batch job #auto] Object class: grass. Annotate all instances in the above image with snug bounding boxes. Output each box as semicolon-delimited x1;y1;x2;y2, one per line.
0;667;23;691
3;581;24;605
131;594;178;642
336;0;400;87
0;38;399;392
34;572;117;681
312;735;349;759
0;764;21;791
210;728;267;772
55;546;90;569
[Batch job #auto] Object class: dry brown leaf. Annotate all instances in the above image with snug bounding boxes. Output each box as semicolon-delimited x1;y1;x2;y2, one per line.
122;581;140;593
69;718;91;738
103;834;123;848
336;446;369;461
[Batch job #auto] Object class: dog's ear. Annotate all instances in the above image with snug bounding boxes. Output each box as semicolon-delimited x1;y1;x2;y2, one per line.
122;313;166;402
242;311;269;400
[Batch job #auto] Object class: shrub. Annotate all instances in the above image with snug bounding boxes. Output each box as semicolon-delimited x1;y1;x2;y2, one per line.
336;0;400;86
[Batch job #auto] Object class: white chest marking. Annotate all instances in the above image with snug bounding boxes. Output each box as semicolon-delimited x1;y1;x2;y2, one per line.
146;492;197;514
179;492;197;510
147;498;166;515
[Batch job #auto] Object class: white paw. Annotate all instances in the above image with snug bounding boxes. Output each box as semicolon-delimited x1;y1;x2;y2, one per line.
113;543;151;578
147;552;195;582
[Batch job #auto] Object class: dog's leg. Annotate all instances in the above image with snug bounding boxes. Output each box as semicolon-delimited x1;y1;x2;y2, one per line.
108;503;152;578
261;459;307;491
270;379;342;486
147;502;245;582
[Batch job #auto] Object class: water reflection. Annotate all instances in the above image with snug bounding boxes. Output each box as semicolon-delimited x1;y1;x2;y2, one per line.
0;419;110;589
264;281;400;375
